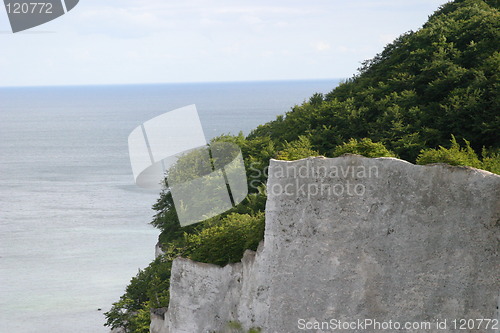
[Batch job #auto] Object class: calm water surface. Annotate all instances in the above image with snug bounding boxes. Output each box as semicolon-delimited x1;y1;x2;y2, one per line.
0;80;339;332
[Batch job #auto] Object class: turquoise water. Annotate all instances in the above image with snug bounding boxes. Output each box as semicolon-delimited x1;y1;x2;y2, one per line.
0;79;339;332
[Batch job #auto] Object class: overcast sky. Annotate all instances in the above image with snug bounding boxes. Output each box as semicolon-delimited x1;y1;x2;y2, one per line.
0;0;448;87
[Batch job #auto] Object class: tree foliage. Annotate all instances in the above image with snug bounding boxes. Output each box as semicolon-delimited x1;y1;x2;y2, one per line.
331;138;396;158
249;0;499;161
275;136;319;161
105;213;264;332
417;136;500;173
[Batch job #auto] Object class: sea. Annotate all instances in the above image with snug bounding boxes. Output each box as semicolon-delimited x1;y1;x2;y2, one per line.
0;79;340;333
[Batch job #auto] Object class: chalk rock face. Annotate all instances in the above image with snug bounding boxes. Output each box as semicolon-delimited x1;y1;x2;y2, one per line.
153;156;500;333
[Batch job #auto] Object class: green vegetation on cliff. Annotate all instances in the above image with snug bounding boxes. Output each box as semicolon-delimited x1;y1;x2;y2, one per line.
249;0;499;161
105;1;499;331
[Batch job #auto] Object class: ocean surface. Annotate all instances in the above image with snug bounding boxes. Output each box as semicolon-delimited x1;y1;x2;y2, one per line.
0;79;340;333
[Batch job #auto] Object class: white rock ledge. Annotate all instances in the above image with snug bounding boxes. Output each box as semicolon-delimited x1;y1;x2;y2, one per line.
152;156;500;333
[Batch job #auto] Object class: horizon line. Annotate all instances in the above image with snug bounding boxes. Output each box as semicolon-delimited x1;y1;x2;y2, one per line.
0;77;346;89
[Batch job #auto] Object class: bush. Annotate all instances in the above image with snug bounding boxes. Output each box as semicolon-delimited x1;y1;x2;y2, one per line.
331;138;396;158
481;148;500;174
186;213;265;266
416;136;500;174
275;136;319;161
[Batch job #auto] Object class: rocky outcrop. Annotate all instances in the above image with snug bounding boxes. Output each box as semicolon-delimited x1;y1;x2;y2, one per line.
152;156;500;333
155;241;165;258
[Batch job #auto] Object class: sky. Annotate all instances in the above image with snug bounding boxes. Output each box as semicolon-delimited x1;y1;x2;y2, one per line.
0;0;449;87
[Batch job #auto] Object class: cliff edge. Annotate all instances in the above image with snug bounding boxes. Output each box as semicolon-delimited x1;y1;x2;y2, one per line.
152;156;500;333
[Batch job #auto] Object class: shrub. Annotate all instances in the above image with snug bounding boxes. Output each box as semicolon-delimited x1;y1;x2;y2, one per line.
275;136;319;161
417;136;500;174
331;138;396;158
185;213;265;266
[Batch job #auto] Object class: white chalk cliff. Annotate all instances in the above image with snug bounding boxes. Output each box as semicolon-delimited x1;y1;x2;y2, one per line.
152;156;500;333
